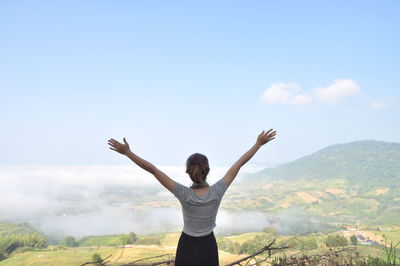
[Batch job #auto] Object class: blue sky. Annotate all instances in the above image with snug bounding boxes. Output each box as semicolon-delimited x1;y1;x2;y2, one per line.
1;0;399;166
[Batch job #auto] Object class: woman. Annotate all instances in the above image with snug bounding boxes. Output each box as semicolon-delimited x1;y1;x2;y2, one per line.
108;129;276;266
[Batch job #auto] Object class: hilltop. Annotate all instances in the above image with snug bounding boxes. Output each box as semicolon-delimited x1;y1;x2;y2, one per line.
253;140;400;188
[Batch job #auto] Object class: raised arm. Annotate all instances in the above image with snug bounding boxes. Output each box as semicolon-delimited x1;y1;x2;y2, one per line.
223;129;276;187
108;138;175;193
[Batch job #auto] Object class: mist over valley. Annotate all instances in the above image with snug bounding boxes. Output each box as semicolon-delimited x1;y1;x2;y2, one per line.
1;140;399;242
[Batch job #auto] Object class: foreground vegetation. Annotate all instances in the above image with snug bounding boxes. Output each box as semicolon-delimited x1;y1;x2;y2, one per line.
1;222;399;265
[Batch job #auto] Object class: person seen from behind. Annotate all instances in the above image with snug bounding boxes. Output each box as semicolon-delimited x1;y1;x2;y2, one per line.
108;129;277;266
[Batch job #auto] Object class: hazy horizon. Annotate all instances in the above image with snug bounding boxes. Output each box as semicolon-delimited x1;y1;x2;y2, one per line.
0;164;275;238
1;138;397;168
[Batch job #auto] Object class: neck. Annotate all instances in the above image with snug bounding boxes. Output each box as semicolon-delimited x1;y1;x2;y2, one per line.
190;181;209;189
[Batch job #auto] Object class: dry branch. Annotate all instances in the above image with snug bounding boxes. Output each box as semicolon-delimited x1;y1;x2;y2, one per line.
272;247;356;265
79;239;360;266
225;239;290;266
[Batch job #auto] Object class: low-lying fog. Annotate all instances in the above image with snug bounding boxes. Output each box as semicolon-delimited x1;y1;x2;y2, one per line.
1;164;275;238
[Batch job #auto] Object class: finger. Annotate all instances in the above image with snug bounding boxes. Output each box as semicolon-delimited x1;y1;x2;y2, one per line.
123;137;128;145
108;140;117;146
109;147;118;152
108;143;117;147
108;140;118;146
108;142;120;149
112;140;122;146
110;138;121;144
262;130;270;137
265;129;273;134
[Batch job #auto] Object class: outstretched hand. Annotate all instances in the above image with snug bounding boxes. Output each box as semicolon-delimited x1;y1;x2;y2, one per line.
108;138;131;155
256;129;276;146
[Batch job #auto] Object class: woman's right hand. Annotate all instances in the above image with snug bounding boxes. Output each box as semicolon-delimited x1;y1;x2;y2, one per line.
108;137;131;155
256;129;276;146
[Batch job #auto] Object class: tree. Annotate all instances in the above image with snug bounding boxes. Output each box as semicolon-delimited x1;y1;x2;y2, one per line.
0;233;47;255
325;234;348;247
240;234;273;254
119;235;131;246
129;232;137;243
63;236;78;247
350;235;358;245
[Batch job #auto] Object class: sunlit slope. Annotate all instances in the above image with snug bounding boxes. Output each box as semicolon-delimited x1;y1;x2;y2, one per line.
254;140;400;189
218;140;400;227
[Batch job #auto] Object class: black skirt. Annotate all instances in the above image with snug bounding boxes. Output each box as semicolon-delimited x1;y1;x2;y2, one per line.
175;231;219;266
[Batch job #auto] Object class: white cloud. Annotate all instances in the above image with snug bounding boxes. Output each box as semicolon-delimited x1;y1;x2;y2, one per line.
260;82;312;105
0;164;260;238
314;79;360;103
0;165;189;237
369;96;398;110
216;210;270;234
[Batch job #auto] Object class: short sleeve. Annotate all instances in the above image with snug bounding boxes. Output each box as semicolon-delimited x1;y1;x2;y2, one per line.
213;178;228;199
172;181;187;201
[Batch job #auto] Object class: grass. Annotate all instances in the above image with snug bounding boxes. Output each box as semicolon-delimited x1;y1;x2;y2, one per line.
159;232;180;247
225;232;266;244
373;230;400;245
0;244;245;266
0;247;115;266
79;235;122;246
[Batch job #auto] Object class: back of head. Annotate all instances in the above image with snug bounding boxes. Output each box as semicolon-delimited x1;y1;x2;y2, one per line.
186;153;210;185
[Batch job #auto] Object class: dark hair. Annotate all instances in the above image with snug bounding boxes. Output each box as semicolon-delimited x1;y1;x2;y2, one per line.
185;153;210;184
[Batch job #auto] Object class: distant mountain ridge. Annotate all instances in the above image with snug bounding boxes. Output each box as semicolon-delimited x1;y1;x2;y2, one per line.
253;140;400;188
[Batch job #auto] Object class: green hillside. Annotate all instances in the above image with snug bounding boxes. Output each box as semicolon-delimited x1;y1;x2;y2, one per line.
0;223;37;235
216;140;400;228
254;140;400;190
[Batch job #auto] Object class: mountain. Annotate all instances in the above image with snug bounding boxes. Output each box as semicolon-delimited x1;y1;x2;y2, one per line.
252;140;400;189
220;140;400;227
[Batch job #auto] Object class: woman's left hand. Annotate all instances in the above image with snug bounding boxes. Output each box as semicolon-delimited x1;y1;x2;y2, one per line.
108;138;131;155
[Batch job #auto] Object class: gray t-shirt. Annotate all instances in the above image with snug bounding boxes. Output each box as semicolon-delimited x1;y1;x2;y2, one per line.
172;178;228;237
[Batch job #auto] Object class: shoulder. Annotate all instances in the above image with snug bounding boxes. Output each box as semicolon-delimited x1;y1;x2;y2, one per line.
172;181;188;201
212;178;228;197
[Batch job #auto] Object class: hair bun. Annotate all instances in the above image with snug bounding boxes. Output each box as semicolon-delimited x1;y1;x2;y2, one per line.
186;153;210;184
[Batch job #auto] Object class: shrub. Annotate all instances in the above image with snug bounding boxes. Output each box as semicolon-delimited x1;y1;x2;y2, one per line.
63;236;79;247
129;232;137;243
91;253;103;266
217;238;241;254
119;235;131;245
135;236;161;246
325;234;348;247
240;234;273;254
350;235;358;245
0;233;47;254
